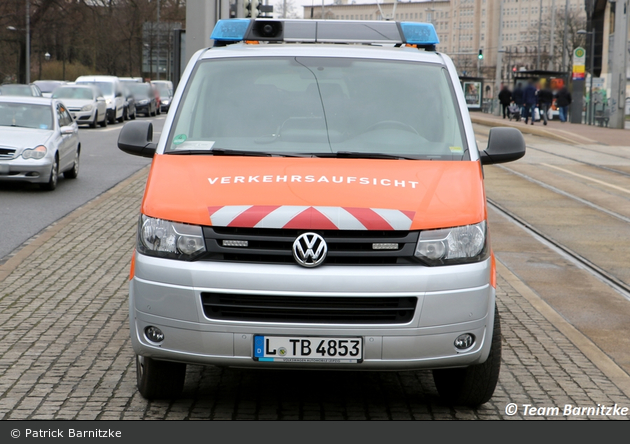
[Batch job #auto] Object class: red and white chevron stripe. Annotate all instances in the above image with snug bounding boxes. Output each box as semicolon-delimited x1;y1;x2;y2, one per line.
207;205;415;230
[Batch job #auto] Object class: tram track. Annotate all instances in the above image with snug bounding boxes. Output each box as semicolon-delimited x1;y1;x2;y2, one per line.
477;130;630;303
488;197;630;302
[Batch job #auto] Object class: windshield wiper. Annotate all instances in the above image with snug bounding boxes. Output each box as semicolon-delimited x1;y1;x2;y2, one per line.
313;151;421;160
168;148;311;157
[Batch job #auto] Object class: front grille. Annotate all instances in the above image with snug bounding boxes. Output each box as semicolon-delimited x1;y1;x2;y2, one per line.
202;227;419;265
0;147;16;159
201;293;417;324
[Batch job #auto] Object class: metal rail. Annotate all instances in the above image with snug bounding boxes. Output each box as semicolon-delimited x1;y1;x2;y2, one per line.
488;197;630;302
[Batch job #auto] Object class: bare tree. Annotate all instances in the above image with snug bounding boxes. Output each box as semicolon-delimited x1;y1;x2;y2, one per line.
0;0;186;82
521;8;587;72
275;0;300;19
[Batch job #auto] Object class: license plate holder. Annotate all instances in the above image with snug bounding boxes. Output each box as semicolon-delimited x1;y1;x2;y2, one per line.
253;335;363;363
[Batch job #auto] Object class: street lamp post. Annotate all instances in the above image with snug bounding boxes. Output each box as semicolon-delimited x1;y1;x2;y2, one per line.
6;0;30;84
577;29;595;125
25;0;30;84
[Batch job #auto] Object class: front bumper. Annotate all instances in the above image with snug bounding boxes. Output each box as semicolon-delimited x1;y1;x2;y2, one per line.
136;103;151;115
130;253;496;370
0;157;53;184
70;109;96;124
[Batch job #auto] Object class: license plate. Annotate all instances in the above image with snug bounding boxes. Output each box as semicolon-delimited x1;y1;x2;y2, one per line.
253;335;363;363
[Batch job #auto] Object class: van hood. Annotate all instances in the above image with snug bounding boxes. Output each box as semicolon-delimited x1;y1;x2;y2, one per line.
141;155;487;231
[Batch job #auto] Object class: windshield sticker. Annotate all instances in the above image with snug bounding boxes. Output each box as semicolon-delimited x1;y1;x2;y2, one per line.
171;140;216;150
172;134;187;145
449;146;463;154
39;124;49;129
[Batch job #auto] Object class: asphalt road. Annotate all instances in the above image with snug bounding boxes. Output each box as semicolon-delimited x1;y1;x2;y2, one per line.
0;116;162;262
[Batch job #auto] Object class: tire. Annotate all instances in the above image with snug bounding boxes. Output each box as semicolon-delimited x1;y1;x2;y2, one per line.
108;110;116;124
432;305;501;407
41;154;59;191
64;148;80;179
136;355;186;400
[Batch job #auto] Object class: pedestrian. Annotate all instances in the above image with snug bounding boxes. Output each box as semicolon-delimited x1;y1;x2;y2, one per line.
512;83;524;120
498;85;512;119
555;86;572;123
537;83;553;126
522;80;537;125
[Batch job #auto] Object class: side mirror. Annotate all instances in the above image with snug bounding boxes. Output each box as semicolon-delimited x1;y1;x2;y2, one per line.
480;127;526;165
118;121;157;158
61;126;75;135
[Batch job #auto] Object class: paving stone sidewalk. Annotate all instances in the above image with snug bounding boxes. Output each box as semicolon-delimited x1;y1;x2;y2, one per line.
0;168;628;420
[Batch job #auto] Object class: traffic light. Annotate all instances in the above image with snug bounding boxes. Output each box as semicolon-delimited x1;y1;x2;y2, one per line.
478;49;483;60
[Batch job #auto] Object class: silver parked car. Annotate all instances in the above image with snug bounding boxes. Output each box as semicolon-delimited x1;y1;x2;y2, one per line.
52;84;107;128
33;80;67;98
0;83;43;97
0;96;80;190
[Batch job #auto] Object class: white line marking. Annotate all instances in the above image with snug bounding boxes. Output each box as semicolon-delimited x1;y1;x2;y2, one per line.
542;163;630;195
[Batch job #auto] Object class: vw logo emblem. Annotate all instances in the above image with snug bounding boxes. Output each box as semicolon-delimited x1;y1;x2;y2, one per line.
293;233;327;268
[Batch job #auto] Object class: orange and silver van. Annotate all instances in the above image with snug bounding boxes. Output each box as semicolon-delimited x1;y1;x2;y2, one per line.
118;19;526;405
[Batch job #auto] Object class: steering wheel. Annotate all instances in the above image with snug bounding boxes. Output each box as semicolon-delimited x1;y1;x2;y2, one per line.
364;120;421;137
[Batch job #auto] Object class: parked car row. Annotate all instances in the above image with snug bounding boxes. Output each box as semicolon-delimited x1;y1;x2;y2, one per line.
0;76;174;128
0;76;172;192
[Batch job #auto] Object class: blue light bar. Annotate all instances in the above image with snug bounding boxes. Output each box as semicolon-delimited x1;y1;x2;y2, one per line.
211;19;250;42
400;22;440;46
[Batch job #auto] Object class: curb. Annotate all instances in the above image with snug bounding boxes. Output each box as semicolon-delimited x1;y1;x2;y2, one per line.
470;114;584;145
497;260;630;400
0;165;150;284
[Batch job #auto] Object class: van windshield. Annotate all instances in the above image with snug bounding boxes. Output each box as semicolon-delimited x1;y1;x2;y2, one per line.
166;57;468;160
78;82;113;96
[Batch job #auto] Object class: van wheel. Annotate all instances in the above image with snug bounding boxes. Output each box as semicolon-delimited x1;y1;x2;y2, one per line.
432;305;501;407
136;355;186;400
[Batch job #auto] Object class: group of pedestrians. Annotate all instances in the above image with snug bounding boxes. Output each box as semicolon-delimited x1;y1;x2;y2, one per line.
498;81;572;125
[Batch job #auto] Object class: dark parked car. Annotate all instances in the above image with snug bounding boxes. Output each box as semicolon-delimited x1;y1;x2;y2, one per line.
127;83;157;117
122;84;137;120
152;80;173;112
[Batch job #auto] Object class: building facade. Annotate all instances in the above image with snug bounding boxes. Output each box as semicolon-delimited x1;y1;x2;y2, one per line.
303;0;587;90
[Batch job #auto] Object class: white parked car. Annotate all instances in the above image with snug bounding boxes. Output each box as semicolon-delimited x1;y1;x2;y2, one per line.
75;75;125;124
0;96;80;190
33;80;67;98
52;84;107;128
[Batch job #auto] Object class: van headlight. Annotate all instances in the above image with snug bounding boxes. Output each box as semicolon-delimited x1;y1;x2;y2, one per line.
414;221;488;265
137;215;206;260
